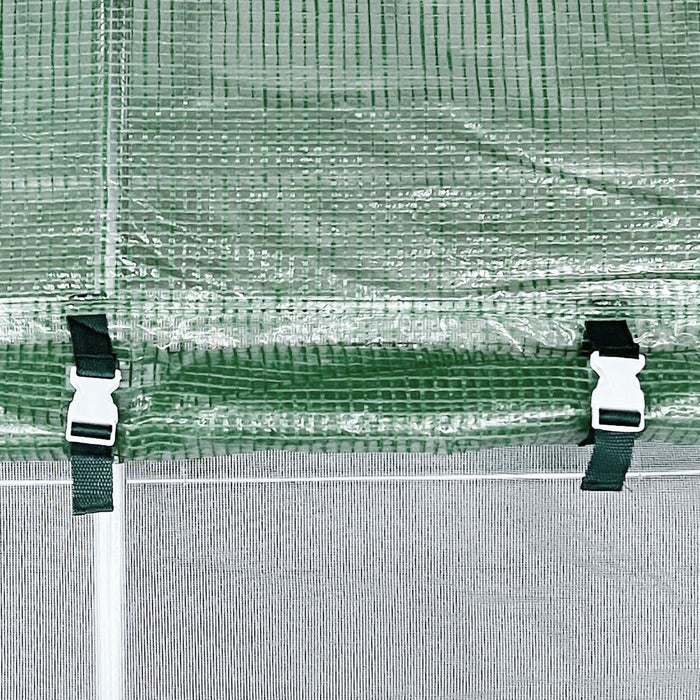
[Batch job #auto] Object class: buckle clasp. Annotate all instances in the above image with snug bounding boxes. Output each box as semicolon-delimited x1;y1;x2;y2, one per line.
65;367;121;447
590;351;645;433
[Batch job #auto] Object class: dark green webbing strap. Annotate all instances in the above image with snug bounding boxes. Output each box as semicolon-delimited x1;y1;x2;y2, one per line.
580;320;642;492
582;319;640;359
67;315;117;378
67;314;118;515
581;430;635;491
71;444;114;515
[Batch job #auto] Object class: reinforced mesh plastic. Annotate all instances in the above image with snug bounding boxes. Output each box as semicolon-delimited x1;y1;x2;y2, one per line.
0;1;699;454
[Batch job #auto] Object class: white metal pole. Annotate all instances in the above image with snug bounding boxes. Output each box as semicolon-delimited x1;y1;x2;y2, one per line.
93;460;125;700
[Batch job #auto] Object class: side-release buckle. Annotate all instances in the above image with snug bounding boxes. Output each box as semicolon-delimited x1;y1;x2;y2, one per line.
590;351;645;433
65;367;121;447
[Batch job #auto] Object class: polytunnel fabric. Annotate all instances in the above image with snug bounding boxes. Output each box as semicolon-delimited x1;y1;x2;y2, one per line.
0;0;699;459
2;3;700;699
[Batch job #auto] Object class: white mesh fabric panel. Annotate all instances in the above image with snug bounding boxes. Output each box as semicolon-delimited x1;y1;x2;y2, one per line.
2;449;699;697
0;463;95;699
124;448;700;699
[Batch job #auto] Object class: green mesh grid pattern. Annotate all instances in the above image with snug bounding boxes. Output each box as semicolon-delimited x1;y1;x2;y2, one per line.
0;1;103;296
1;341;698;460
0;0;698;458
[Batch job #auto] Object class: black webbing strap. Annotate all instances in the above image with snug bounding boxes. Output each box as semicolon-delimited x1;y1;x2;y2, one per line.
582;319;640;359
70;443;114;514
581;430;635;491
67;315;118;378
67;315;118;515
580;320;641;492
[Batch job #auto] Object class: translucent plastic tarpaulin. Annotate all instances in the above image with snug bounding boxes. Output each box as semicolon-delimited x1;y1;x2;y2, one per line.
0;0;698;459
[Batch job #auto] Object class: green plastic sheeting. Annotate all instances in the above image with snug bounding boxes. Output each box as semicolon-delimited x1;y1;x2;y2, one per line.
0;0;698;459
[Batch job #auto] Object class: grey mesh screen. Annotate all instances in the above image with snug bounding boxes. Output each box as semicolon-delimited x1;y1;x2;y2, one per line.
126;470;699;699
1;463;95;699
3;449;700;698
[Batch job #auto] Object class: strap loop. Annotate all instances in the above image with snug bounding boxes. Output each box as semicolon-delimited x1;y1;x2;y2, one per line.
580;320;645;492
66;315;119;515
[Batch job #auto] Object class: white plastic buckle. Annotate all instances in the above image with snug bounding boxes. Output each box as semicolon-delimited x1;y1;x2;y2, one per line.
66;367;121;447
590;351;645;433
